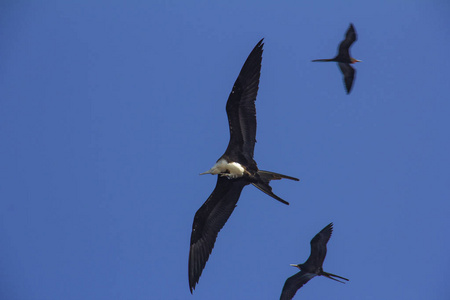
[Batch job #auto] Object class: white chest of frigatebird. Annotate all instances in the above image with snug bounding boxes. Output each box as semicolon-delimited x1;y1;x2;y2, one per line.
189;38;299;293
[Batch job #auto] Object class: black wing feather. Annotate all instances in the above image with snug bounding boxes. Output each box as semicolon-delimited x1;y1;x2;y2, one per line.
338;23;357;58
280;271;317;300
338;63;355;94
224;39;263;161
188;176;249;292
305;223;333;268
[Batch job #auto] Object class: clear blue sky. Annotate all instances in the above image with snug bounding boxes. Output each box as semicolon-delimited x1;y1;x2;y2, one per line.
1;1;449;299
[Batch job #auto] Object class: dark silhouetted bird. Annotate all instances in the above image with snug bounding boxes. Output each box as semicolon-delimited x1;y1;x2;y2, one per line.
312;23;360;94
189;39;299;293
279;223;349;300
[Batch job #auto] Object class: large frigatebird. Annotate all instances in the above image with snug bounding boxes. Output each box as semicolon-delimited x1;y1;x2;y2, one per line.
312;23;361;94
279;223;349;300
189;39;299;293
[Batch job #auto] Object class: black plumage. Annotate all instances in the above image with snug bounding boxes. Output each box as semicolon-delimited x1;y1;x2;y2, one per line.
312;23;360;94
189;39;299;293
279;223;349;300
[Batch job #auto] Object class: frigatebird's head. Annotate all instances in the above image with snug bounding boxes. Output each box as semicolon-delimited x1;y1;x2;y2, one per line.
199;158;245;178
351;58;361;64
199;167;220;176
200;159;227;175
290;264;304;270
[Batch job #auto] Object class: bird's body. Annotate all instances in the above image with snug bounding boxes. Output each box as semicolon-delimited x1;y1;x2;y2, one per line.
201;158;247;179
189;39;299;293
279;223;349;300
312;23;360;94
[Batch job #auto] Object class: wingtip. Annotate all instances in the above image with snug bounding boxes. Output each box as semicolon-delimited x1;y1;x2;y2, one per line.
251;38;264;48
189;276;195;293
257;38;264;49
189;278;194;293
322;222;333;234
189;279;197;294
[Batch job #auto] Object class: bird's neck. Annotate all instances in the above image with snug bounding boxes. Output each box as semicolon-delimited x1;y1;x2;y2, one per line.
207;158;245;178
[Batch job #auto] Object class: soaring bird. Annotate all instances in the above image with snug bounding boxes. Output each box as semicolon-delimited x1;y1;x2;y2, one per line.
279;223;349;300
189;39;299;293
312;23;361;94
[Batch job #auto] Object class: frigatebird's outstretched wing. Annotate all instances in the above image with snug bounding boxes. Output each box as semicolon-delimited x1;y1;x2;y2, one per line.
280;271;317;300
188;176;249;293
280;223;347;299
337;23;357;59
224;39;263;161
312;24;359;94
305;223;333;268
338;63;355;94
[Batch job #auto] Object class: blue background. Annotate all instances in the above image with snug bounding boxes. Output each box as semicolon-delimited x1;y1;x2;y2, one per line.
1;1;449;299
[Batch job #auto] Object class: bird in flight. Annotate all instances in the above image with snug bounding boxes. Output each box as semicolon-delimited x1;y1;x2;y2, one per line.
189;39;299;293
279;223;349;300
312;23;361;94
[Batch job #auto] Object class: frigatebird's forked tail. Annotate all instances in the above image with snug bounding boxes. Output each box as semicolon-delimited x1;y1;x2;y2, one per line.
252;170;299;205
320;270;350;284
311;23;360;94
311;58;335;62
